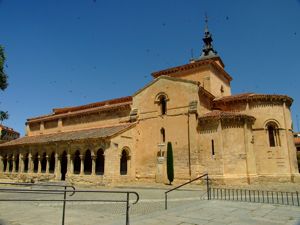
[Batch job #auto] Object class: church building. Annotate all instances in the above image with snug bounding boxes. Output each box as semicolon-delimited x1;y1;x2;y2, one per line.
0;23;299;185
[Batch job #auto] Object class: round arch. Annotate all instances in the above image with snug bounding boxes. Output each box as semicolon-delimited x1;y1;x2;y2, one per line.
120;147;131;176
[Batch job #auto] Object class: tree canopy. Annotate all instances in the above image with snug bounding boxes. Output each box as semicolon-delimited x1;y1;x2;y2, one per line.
0;45;9;123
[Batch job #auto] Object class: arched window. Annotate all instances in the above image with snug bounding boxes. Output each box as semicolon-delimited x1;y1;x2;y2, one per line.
160;128;166;143
49;152;55;173
159;95;167;115
15;154;19;172
33;153;39;173
96;149;104;175
120;150;128;175
73;150;81;174
41;152;47;173
211;140;215;156
266;122;280;147
84;150;92;175
24;153;29;172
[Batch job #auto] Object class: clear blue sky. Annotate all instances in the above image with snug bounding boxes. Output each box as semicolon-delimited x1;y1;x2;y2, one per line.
0;0;300;136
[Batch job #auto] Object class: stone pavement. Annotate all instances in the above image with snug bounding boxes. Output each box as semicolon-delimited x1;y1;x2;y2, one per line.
0;185;299;225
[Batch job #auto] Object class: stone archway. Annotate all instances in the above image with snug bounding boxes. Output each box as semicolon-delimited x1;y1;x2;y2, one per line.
23;153;29;172
61;151;67;181
49;152;55;173
96;149;104;175
120;149;128;175
84;150;92;175
73;150;81;174
33;153;38;173
41;152;47;173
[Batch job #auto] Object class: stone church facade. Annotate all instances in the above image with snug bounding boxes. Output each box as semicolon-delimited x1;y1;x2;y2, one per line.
0;24;299;185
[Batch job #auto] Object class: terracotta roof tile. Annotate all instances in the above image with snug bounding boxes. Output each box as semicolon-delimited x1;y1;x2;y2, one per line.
294;137;300;145
151;58;232;81
0;124;134;147
213;93;293;106
28;96;132;122
53;96;132;114
27;101;131;123
199;110;256;122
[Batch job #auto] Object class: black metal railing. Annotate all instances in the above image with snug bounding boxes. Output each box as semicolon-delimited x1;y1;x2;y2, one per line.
0;182;139;225
210;187;300;207
165;173;209;210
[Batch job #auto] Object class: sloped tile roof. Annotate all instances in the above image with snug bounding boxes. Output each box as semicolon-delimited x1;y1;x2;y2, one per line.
199;110;256;122
213;93;293;106
151;58;232;81
27;101;131;123
294;137;300;146
0;124;134;147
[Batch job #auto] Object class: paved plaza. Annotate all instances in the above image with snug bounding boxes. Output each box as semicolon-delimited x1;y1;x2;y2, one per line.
0;185;299;225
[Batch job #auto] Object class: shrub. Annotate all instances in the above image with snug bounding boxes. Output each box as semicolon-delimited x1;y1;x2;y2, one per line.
167;142;174;184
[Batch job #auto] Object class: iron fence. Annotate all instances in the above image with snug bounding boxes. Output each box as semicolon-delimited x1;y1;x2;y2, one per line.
0;182;139;225
210;187;299;207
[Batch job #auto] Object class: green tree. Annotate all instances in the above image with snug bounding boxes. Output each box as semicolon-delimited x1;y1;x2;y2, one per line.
167;142;174;185
0;45;9;124
0;111;9;124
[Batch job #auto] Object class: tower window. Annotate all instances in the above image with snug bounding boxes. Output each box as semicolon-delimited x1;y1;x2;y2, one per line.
211;140;215;156
161;128;166;143
220;85;224;93
159;95;167;115
266;122;280;147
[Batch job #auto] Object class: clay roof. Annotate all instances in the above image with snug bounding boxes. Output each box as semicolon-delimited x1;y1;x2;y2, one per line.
133;75;199;97
294;137;300;146
213;93;293;106
198;85;215;100
151;58;232;81
0;125;20;135
27;98;132;123
0;124;134;148
199;110;256;122
53;96;132;114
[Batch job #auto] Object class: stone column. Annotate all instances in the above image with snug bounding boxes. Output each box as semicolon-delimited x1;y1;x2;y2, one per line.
12;155;16;173
92;155;96;175
54;153;60;178
70;155;74;175
46;155;50;174
58;119;63;132
19;154;23;173
25;123;30;136
38;155;41;173
80;155;84;175
6;158;10;173
0;156;3;173
29;153;33;173
67;154;71;175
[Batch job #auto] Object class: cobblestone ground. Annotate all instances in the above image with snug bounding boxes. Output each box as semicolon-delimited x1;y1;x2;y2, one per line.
0;183;298;225
0;186;206;225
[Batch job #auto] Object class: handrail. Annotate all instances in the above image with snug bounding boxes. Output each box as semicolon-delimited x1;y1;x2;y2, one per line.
0;184;139;225
0;182;76;196
165;173;209;210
